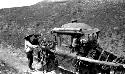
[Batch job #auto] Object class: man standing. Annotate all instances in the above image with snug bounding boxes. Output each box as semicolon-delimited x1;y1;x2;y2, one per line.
72;35;80;52
24;34;39;70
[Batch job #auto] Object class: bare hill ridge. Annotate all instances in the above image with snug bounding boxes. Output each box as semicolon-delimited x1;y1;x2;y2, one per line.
0;0;125;56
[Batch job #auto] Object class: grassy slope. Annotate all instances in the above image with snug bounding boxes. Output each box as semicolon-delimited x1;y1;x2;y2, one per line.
0;0;125;56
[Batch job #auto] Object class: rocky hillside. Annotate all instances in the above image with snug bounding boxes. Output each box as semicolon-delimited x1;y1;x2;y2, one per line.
0;0;125;56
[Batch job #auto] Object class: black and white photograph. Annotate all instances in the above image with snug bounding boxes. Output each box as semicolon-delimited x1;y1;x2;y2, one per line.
0;0;125;74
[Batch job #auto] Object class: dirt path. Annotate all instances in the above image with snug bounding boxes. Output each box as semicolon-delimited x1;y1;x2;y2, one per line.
0;47;30;73
0;46;73;74
0;47;57;74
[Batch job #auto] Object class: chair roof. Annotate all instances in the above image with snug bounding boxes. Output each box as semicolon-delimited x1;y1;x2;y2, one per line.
61;23;92;30
52;23;100;34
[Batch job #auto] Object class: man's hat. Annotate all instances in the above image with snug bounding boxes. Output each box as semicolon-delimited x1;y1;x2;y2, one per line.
71;19;78;23
24;34;34;40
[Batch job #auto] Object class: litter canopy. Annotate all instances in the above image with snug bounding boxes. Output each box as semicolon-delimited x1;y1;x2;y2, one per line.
61;23;92;30
52;23;100;34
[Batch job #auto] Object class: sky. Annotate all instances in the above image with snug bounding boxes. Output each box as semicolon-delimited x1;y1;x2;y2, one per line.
0;0;65;9
0;0;43;9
